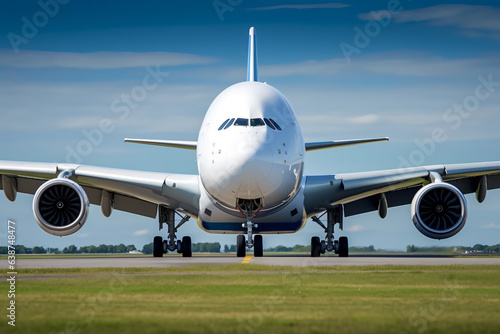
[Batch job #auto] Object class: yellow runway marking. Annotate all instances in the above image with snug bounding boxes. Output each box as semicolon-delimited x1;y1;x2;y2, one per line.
242;256;252;264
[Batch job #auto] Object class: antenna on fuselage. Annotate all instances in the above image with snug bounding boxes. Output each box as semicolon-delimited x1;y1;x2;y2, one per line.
247;27;258;82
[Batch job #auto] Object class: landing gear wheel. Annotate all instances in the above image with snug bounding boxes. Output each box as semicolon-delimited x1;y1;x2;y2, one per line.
339;236;349;257
311;236;321;257
237;234;246;257
153;236;163;257
182;236;192;257
254;235;263;257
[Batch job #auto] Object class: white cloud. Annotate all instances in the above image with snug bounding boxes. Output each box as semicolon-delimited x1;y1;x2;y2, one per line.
482;223;500;229
347;114;379;125
249;3;349;11
359;5;500;39
346;224;365;232
133;229;149;236
0;50;215;69
261;55;500;78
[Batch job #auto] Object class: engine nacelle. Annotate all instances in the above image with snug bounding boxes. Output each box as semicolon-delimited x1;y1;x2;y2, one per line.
411;182;467;239
33;178;90;236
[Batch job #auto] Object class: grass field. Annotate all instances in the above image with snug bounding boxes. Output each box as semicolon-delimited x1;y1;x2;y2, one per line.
1;264;499;334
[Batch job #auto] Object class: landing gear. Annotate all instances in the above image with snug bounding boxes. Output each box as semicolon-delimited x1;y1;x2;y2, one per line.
153;236;163;257
311;236;321;257
311;205;349;257
181;236;192;258
237;234;246;257
237;198;264;258
339;236;348;257
254;234;263;257
153;206;192;257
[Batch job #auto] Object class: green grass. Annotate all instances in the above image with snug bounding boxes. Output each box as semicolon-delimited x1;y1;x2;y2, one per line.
1;265;499;333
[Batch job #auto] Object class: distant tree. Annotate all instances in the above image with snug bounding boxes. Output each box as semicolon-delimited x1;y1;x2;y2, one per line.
127;244;137;252
292;245;309;252
224;244;230;253
225;244;236;252
32;246;46;254
209;242;221;253
15;245;29;254
142;242;153;254
95;244;107;253
407;245;416;253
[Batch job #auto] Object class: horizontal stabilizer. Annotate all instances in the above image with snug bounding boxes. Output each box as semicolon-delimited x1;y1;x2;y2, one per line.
305;137;389;152
124;138;197;150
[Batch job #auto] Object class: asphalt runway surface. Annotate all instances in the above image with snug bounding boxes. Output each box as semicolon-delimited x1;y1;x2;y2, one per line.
8;255;500;269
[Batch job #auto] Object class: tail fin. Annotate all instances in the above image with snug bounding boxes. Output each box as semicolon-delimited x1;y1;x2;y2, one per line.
247;27;258;82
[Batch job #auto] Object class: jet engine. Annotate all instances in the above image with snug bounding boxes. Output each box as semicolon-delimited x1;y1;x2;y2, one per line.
411;182;467;239
33;178;90;236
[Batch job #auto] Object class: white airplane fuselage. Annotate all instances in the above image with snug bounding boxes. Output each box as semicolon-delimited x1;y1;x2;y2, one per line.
196;81;307;234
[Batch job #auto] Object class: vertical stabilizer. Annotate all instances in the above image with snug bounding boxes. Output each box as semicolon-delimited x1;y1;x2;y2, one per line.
247;27;258;82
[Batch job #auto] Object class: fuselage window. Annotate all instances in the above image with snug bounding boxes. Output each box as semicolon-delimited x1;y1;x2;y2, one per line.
250;118;265;127
223;118;235;129
264;118;276;130
218;119;230;131
269;118;282;131
234;118;249;126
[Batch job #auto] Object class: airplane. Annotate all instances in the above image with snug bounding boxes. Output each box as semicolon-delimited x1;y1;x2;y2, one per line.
1;27;500;258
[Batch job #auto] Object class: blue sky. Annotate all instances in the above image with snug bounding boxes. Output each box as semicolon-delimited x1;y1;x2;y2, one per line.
0;0;499;250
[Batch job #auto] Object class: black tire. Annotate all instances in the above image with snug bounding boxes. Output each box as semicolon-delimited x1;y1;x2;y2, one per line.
237;235;246;257
311;236;321;257
153;236;163;257
254;235;263;257
339;236;349;257
182;236;192;257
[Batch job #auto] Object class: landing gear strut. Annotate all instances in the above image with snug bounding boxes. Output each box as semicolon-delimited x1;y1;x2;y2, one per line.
236;199;264;257
311;205;348;257
153;206;192;257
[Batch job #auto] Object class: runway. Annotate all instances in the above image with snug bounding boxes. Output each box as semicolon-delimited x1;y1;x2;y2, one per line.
9;255;500;269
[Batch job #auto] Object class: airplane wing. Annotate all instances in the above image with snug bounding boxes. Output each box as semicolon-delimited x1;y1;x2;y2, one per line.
0;160;200;220
304;161;500;219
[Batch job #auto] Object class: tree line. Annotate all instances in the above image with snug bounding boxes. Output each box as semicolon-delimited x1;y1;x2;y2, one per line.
142;242;221;254
2;243;499;255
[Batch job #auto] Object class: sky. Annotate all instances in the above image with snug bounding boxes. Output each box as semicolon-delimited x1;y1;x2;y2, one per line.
0;0;499;251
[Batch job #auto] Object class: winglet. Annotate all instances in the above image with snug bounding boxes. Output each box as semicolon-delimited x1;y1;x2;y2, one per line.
247;27;258;82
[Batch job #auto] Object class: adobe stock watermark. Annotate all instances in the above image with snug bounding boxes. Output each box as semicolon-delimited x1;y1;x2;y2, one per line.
65;65;168;164
212;0;243;21
6;219;17;327
398;74;499;170
7;0;71;54
339;0;410;64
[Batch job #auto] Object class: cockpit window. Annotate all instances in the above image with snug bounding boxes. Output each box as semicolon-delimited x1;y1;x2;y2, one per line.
218;119;230;131
250;118;265;127
218;117;281;130
269;118;282;131
224;118;235;129
234;118;249;126
264;118;276;130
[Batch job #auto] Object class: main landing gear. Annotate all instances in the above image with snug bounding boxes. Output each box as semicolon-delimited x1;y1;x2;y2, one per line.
236;199;264;258
153;206;192;257
311;206;349;257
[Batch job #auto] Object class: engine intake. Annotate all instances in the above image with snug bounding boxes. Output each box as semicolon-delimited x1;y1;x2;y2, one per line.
411;182;467;239
33;178;90;236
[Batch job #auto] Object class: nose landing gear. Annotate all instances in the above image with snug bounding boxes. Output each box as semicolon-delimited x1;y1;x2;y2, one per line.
236;198;264;257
